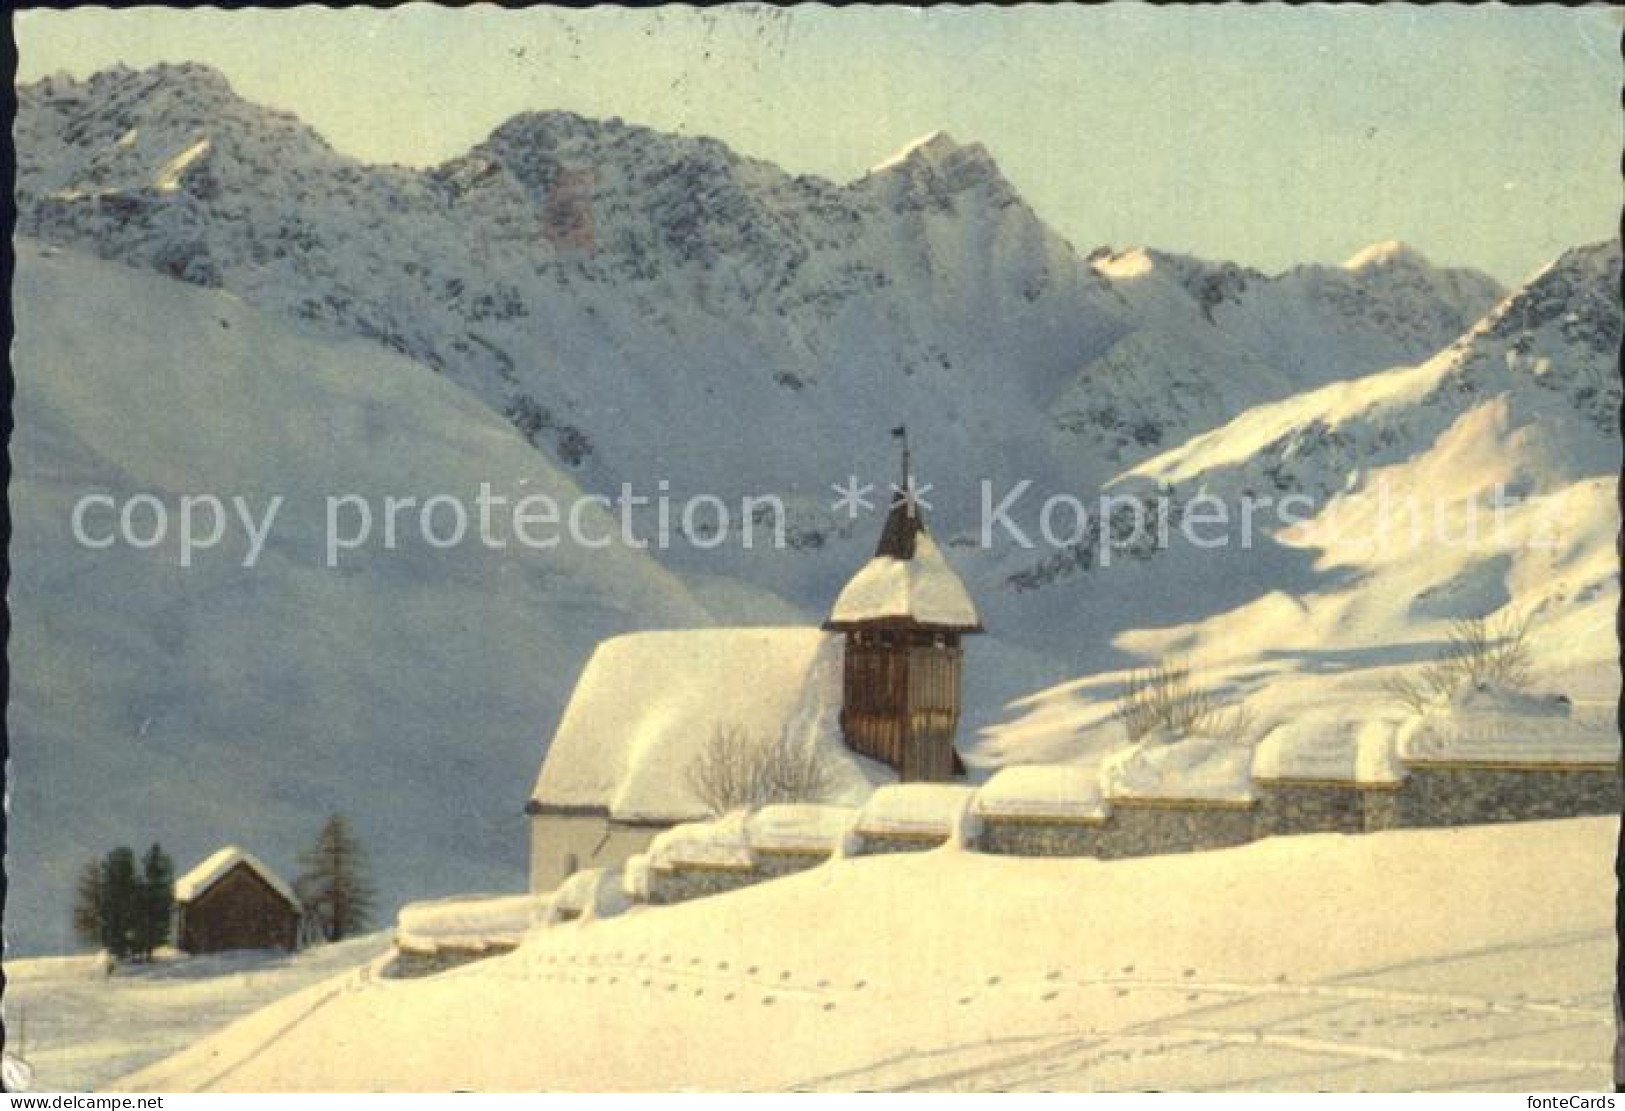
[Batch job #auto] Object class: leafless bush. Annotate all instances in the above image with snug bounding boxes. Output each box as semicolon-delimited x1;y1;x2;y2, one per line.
1115;658;1253;744
684;724;835;815
1381;669;1451;715
1382;612;1533;713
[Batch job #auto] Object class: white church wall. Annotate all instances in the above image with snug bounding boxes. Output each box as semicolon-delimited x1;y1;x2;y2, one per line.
529;812;667;894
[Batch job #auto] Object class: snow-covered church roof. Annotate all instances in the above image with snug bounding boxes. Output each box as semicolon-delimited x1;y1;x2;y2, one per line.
529;628;889;822
175;845;300;907
826;490;981;631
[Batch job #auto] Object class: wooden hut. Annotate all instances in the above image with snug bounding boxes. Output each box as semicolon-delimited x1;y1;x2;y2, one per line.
824;437;982;781
175;846;303;954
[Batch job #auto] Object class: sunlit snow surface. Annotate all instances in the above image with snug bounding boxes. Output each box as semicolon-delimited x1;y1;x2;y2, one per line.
5;936;390;1093
115;818;1615;1092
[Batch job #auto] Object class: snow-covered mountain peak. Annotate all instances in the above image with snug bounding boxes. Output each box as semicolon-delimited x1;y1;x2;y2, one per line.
869;129;962;173
1479;239;1621;359
464;106;756;201
18;61;342;209
1090;245;1263;289
22;61;249;126
1342;239;1433;272
1089;246;1158;280
862;129;1010;200
480;107;682;159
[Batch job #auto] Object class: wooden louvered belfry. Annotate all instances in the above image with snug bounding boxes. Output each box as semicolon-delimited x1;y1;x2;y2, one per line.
824;430;982;781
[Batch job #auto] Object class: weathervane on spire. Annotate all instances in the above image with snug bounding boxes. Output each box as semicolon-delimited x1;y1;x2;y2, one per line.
891;424;913;518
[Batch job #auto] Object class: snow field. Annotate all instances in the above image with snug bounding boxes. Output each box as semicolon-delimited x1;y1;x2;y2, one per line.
114;817;1616;1092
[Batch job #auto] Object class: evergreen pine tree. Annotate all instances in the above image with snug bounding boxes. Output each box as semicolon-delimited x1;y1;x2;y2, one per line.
295;815;375;942
99;847;140;960
136;843;175;959
70;858;105;947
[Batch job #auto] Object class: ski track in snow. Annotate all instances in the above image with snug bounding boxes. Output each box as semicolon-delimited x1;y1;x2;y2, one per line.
484;931;1612;1092
785;933;1612;1091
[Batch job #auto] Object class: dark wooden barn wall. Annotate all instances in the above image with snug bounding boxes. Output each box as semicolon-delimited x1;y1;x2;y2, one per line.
178;863;301;954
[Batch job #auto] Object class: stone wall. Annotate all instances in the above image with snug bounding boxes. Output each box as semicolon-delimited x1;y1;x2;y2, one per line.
1359;784;1405;833
390;941;517;979
1254;780;1368;837
644;863;761;906
402;759;1620;977
978;817;1106;857
508;760;1621;965
752;850;830;879
850;832;950;856
1396;762;1620;828
1094;799;1258;859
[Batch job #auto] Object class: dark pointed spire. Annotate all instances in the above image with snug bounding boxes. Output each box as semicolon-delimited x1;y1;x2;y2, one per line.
875;425;922;559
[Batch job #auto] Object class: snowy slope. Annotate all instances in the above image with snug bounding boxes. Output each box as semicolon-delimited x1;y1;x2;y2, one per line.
4;934;389;1093
980;244;1620;772
119;818;1616;1092
9;241;710;955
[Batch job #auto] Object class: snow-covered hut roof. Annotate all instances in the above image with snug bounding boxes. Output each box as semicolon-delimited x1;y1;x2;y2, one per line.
529;627;889;822
175;846;300;908
826;493;981;631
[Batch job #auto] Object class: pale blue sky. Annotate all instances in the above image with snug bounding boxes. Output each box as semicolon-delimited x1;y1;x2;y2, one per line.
18;4;1620;283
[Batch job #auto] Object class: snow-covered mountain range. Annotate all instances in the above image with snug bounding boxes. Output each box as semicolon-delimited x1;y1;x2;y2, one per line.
12;62;1618;953
18;63;1503;506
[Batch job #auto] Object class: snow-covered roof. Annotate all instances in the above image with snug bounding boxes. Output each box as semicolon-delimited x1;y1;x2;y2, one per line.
829;530;981;629
530;627;888;821
174;846;300;908
826;483;980;631
1100;736;1257;804
973;764;1107;822
827;486;981;633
